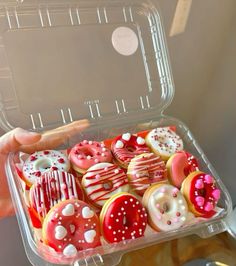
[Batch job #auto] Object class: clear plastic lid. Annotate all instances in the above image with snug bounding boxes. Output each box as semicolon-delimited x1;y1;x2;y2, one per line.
0;0;174;132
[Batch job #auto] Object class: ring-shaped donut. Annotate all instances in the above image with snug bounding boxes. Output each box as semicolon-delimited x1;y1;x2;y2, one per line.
146;127;184;160
29;170;84;220
166;151;199;188
82;163;129;208
69;140;112;174
142;184;188;232
100;192;147;243
127;153;167;196
181;171;221;218
111;133;150;168
23;150;70;187
42;199;101;257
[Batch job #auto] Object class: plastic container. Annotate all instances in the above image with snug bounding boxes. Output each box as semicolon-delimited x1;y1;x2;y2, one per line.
0;0;232;265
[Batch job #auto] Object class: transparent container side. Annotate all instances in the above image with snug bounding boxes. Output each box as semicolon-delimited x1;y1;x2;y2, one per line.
6;114;232;266
0;0;174;132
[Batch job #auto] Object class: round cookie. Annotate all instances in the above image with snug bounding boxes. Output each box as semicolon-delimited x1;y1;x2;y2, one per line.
181;171;221;218
166;151;199;188
146;127;184;160
82;163;129;208
100;192;147;243
29;170;84;220
142;184;188;232
111;133;150;168
23;150;70;187
69;140;112;174
42;199;101;256
127;153;168;196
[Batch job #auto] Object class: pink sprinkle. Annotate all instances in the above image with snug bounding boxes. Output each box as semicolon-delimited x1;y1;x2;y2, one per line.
195;196;205;206
87;155;92;160
104;167;108;171
94;158;99;163
101;143;105;148
156;215;162;220
205;202;213;211
88;141;93;145
61;183;67;190
195;179;204;189
101;153;106;157
160;188;166;193
204;175;213;184
156;203;160;208
95;174;100;179
114;169;119;174
212;189;221;200
173;188;179;194
78;154;83;159
83;140;88;144
173;217;179;223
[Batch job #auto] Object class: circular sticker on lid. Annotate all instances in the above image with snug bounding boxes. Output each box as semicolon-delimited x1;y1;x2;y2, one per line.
111;27;139;56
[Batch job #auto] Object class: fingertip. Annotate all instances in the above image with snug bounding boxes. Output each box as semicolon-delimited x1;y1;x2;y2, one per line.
14;128;41;145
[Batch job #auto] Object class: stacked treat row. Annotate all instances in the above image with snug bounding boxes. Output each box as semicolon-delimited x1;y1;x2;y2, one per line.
16;127;221;258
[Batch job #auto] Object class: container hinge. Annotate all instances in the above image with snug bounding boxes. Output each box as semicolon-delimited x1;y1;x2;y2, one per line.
74;254;103;266
197;221;227;238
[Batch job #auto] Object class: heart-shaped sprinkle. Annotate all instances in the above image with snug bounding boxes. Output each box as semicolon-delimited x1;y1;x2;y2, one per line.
115;140;124;149
70;224;76;234
195;179;204;189
62;204;75;216
137;137;145;145
82;206;94;219
55;225;67;240
63;244;77;257
195;196;205;206
122;133;131;141
205;202;214;211
212;189;221;200
84;229;96;243
204;175;213;184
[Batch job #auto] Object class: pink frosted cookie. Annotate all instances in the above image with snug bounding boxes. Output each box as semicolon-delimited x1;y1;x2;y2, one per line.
111;133;150;168
82;163;129;208
166;151;199;188
181;171;221;218
100;193;147;243
127;153;167;196
142;184;188;232
42;199;101;257
146;127;184;160
69;140;112;174
23;150;70;187
29;171;84;220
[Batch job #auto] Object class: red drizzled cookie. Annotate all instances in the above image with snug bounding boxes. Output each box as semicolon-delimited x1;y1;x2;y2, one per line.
100;193;147;243
82;163;129;208
29;171;84;220
127;153;167;196
42;199;101;257
181;171;221;218
111;133;150;168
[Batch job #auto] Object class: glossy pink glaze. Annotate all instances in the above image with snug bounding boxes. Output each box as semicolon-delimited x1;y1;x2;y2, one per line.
69;140;112;172
43;199;101;254
170;151;199;188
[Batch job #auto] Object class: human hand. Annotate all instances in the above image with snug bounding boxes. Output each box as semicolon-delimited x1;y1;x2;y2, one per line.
0;119;89;218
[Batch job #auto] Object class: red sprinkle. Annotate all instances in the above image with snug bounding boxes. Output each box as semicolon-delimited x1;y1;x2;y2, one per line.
43;151;50;155
58;158;65;163
176;212;181;217
30;156;37;161
167;220;171;225
51;166;58;170
34;171;41;177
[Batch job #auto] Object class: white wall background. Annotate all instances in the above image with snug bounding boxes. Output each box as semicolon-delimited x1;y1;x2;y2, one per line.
0;1;236;265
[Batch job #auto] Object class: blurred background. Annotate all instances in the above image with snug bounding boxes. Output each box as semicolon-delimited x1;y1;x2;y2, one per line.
0;0;236;265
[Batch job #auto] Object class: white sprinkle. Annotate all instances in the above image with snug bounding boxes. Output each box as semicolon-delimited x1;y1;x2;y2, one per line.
111;214;114;217
113;231;116;235
116;219;119;222
118;212;121;216
108;226;112;229
124;201;128;204
121;207;125;211
130;198;133;202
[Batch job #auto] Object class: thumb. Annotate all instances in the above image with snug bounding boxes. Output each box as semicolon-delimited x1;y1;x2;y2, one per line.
0;128;41;154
